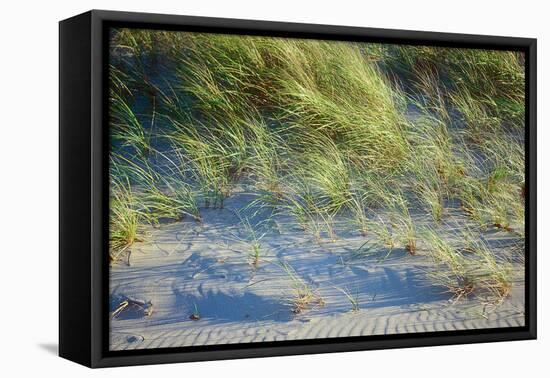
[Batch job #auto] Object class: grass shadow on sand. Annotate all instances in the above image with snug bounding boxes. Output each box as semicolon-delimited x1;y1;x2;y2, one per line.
171;286;294;323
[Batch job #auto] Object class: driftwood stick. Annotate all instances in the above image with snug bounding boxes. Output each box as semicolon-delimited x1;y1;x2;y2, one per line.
110;298;153;319
111;243;131;263
110;300;129;319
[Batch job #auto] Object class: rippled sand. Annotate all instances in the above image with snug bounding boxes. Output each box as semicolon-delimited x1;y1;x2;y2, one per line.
110;190;525;351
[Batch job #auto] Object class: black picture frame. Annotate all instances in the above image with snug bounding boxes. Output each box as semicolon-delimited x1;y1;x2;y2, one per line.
59;9;537;368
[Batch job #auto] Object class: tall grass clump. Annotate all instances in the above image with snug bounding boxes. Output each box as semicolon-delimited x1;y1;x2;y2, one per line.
334;286;360;312
387;45;524;135
110;89;153;158
169;34;412;173
423;227;513;302
279;261;325;314
453;136;524;233
168;122;233;208
346;187;371;237
446;50;525;132
274;40;411;173
236;216;269;269
391;191;418;255
277;176;338;242
297;139;352;214
406;91;469;223
112;153;200;222
109;28;174;109
109;177;143;262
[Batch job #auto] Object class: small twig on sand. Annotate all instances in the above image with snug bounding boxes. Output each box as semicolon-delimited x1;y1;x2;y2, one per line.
111;298;153;319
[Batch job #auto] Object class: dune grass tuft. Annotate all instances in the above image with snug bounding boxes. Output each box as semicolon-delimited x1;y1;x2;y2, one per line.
279;261;325;314
423;227;513;302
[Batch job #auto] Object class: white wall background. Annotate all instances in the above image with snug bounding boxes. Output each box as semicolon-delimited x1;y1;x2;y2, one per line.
0;0;546;375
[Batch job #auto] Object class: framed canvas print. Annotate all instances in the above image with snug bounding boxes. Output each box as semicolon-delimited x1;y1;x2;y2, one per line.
59;10;537;368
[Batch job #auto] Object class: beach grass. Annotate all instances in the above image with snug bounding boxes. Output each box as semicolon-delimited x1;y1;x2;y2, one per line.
279;261;325;314
423;227;513;302
335;286;360;312
109;177;142;262
108;28;525;304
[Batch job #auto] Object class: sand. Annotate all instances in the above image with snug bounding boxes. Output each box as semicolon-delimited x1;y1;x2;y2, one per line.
109;188;525;351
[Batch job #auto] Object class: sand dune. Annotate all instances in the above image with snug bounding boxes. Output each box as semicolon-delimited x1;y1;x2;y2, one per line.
110;190;525;351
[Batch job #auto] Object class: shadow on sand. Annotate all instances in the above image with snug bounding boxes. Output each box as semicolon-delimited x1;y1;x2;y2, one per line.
170;286;293;323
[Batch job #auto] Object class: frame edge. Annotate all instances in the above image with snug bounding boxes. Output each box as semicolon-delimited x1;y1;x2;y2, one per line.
59;11;93;368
